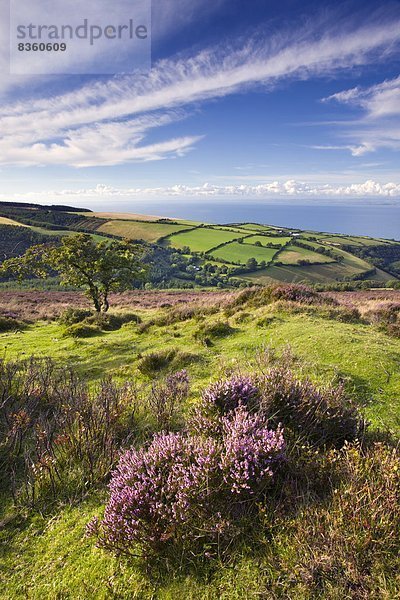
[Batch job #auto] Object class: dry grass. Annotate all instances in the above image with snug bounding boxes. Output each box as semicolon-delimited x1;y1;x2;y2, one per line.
324;290;400;316
0;290;238;321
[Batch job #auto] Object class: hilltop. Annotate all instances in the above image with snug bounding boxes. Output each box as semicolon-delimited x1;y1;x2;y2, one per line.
0;283;399;598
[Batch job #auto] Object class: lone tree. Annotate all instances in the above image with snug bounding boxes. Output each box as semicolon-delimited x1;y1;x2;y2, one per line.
1;234;146;312
245;257;258;271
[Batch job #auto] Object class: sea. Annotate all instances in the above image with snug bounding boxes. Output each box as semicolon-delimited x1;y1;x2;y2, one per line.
102;201;400;241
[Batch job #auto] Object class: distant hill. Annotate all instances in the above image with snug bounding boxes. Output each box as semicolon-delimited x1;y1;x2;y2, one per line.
0;201;91;212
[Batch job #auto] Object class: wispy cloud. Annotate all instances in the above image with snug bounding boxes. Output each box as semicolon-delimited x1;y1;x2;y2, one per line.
322;75;400;155
1;12;400;166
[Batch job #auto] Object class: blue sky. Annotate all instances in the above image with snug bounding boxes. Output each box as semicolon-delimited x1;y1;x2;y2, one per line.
1;0;400;207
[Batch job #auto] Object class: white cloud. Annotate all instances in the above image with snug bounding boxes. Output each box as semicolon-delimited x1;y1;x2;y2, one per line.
322;76;400;154
4;179;400;202
1;13;400;166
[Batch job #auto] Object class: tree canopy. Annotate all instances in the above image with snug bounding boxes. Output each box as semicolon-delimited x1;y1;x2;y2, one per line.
0;234;146;312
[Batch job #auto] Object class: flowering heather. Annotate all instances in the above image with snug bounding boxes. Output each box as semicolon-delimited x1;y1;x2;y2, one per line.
90;432;221;557
202;376;260;413
89;409;285;559
220;407;285;495
189;375;260;437
258;367;362;447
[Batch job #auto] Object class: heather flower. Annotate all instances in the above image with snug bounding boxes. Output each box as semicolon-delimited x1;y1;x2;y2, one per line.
202;376;260;413
91;408;285;559
93;432;223;556
189;375;260;436
220;407;285;496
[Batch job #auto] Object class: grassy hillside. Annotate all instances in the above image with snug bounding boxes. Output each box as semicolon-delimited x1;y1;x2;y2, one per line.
211;242;279;264
166;227;248;252
1;202;399;287
97;220;192;242
278;245;335;265
0;287;399;599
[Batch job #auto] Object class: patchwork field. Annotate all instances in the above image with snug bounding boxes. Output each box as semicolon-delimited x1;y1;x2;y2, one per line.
166;227;248;251
210;241;279;264
242;235;292;246
97;220;191;242
278;245;335;265
1;201;399;287
235;223;281;232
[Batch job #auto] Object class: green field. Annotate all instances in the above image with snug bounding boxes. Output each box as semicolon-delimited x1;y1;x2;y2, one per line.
167;227;248;252
278;245;335;265
97;220;191;242
243;235;292;246
231;223;271;231
0;296;398;429
210;241;279;264
245;262;365;283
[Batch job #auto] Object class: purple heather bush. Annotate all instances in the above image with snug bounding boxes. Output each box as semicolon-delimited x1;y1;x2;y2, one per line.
220;407;285;496
88;406;285;559
191;371;362;448
203;375;259;413
189;375;260;437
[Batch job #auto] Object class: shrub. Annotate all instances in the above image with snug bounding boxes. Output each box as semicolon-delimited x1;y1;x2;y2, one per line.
202;376;260;414
386;323;400;338
0;357;139;506
220;407;285;496
258;368;364;447
270;284;327;304
230;284;337;309
191;372;363;448
138;348;200;377
85;312;142;331
137;349;178;376
277;442;400;596
147;370;189;430
364;302;400;325
256;315;277;327
58;307;93;326
63;322;101;338
194;320;235;342
0;315;24;332
60;309;142;331
88;408;285;560
272;301;361;323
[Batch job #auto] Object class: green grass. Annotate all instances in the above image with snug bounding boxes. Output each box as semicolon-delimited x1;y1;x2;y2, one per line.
235;223;278;232
167;227;248;252
278;245;335;265
210;242;279;264
244;262;368;283
97;220;191;242
0;304;399;428
1;297;400;598
243;235;292;246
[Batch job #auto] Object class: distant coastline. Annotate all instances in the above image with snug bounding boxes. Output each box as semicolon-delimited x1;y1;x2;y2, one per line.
88;202;400;241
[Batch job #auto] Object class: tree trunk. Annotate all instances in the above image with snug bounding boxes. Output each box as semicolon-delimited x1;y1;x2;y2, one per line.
101;295;109;313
